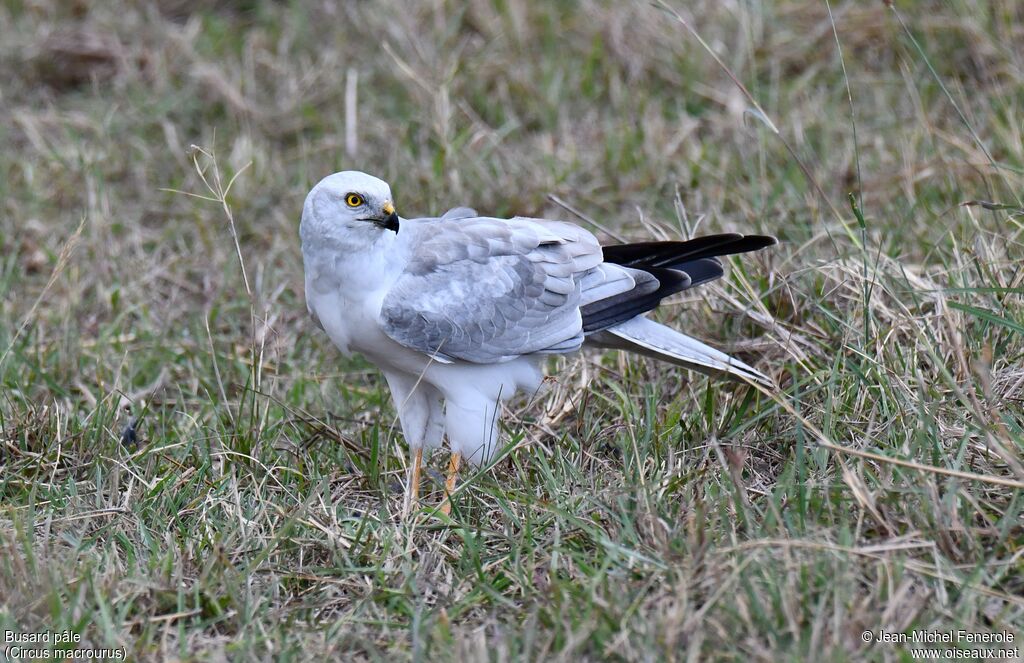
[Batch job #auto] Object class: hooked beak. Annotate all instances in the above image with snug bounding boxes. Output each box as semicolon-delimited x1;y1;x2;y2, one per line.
377;201;399;233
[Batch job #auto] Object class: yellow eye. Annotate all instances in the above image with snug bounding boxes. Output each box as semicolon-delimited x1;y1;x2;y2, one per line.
345;193;364;207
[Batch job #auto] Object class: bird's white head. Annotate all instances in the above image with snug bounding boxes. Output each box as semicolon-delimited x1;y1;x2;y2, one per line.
300;171;399;250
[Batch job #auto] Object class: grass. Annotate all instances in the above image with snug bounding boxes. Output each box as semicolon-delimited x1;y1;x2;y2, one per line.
1;0;1022;660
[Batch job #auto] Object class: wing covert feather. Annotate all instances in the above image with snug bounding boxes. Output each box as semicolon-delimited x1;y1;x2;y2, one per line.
380;217;599;363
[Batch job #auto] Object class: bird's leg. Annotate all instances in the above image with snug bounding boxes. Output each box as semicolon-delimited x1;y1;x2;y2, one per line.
403;447;424;517
440;452;462;516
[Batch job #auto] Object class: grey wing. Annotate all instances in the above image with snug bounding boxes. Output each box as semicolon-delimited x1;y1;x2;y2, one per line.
408;207;478;224
440;206;478;221
380;217;604;363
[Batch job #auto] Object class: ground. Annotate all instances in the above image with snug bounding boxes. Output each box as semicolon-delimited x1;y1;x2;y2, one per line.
0;1;1022;661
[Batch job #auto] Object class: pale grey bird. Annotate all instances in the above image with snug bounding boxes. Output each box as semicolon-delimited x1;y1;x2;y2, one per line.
300;171;775;514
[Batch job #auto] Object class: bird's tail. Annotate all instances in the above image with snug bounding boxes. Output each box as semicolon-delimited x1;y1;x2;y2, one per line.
586;316;774;388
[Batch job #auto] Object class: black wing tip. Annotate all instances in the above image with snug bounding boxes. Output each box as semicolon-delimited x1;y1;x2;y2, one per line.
675;257;725;288
583;233;777;334
700;234;777;256
645;266;692;291
743;234;778;250
602;233;778;268
580;266;692;333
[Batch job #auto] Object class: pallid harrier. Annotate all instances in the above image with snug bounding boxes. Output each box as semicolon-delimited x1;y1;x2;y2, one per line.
301;171;775;515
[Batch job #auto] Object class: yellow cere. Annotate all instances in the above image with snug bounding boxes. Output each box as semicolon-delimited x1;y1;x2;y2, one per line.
382;201;395;216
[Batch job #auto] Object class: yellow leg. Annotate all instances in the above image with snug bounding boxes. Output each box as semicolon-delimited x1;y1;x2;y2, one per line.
403;447;423;517
440;452;462;516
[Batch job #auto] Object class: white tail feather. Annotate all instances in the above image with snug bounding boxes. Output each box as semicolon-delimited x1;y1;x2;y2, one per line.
586;316;773;387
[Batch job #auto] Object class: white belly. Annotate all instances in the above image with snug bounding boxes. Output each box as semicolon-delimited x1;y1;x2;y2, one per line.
424;357;545;404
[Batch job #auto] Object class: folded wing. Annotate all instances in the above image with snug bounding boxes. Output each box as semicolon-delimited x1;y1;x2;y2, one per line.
380;217;606;363
380;218;775;385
